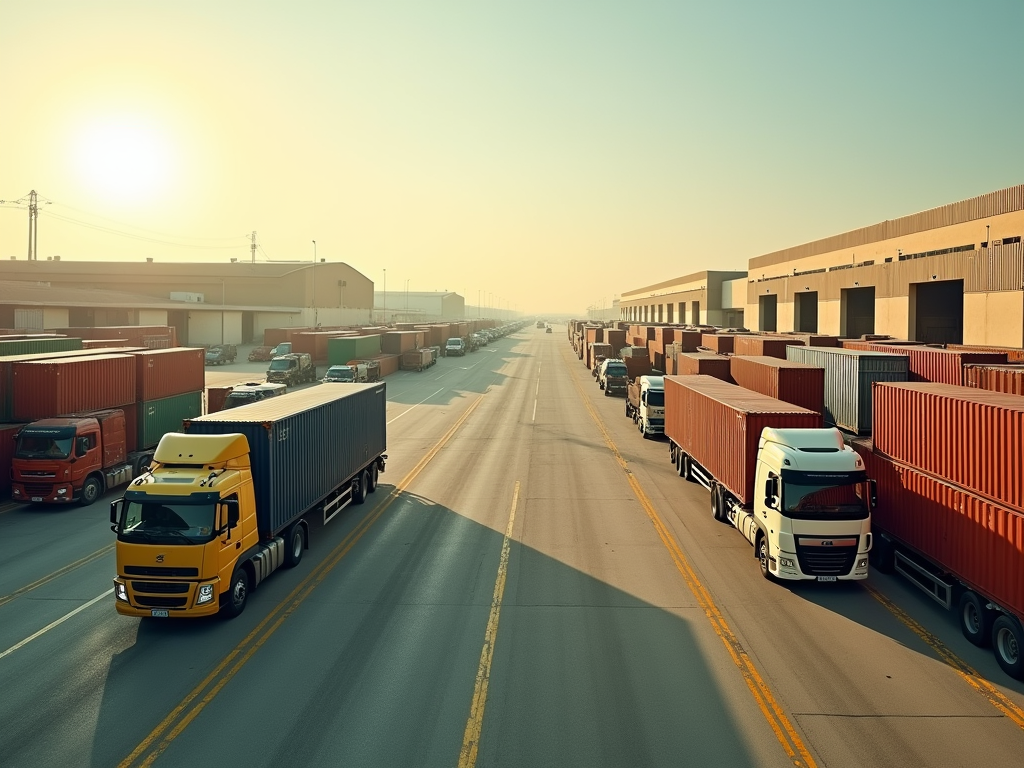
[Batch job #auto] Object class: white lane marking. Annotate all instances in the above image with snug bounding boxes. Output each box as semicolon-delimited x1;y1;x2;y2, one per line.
532;361;541;422
387;388;445;425
0;589;112;661
532;400;537;422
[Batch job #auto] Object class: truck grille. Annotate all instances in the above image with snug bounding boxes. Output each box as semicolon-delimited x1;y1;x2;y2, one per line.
124;566;199;577
131;581;190;594
134;596;188;608
795;542;857;576
23;483;53;496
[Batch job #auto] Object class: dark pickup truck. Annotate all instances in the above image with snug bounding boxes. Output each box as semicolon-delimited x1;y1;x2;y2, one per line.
205;344;237;365
266;353;317;386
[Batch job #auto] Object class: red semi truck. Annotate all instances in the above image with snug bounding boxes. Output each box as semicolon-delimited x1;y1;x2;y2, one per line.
11;409;154;505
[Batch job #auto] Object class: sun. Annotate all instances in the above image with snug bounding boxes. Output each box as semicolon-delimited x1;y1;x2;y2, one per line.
73;115;176;205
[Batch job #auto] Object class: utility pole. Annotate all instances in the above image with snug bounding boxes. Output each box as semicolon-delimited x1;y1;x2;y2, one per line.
27;190;38;260
251;231;257;263
383;269;387;324
311;240;318;327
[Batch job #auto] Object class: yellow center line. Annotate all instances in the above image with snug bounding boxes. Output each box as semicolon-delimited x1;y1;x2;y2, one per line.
0;543;114;608
458;480;520;768
864;584;1024;730
119;395;484;768
563;348;818;768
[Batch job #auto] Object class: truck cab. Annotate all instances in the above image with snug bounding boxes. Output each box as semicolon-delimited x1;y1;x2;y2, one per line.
266;353;315;386
746;428;872;582
626;376;665;437
204;344;237;366
221;382;287;410
598;359;629;396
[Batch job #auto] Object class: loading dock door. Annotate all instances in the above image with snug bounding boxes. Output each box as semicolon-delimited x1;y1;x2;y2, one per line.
841;287;875;338
795;292;818;333
912;279;964;344
759;295;777;332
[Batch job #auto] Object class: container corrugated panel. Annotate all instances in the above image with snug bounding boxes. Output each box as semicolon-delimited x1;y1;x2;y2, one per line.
624;357;652;381
702;334;734;354
729;356;824;421
206;386;233;414
184;384;387;538
132;348;205;401
372;354;400;377
0;338;83;358
138;391;203;450
382;331;424;355
328;335;382;365
853;440;1024;620
949;344;1024;363
733;336;804;359
605;330;627;350
0;423;25;496
862;345;1007;385
664;376;820;505
675;330;703;352
677;353;732;381
964;364;1024;395
786;334;839;348
787;346;908;434
13;355;136;421
872;383;1024;512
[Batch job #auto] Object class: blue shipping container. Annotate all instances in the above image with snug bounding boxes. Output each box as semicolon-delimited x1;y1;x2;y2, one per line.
183;383;386;537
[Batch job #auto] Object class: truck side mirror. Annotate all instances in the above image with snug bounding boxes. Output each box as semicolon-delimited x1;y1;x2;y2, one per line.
110;499;123;529
868;479;878;507
763;478;778;509
225;499;240;529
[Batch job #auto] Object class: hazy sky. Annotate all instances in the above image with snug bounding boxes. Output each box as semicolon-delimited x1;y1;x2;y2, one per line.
2;1;1021;314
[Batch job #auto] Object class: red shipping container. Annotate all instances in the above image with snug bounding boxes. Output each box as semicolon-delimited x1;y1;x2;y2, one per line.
964;364;1024;395
131;347;205;401
677;353;732;382
786;334;839;348
588;343;614;370
382;331;424;355
733;336;805;359
853;439;1024;623
82;339;133;349
664;375;820;505
860;345;1006;385
624;357;653;381
873;383;1024;512
702;334;734;354
729;356;824;422
605;329;627;351
0;423;24;496
676;331;704;353
206;386;233;414
13;355;136;421
949;344;1024;363
653;327;676;345
372;354;401;377
122;403;139;453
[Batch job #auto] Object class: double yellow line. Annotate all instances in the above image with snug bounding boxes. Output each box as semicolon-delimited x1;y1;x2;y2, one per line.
119;396;483;768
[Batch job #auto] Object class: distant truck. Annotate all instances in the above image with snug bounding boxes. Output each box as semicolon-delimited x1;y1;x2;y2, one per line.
625;375;665;437
323;364;367;383
248;342;293;363
446;338;466;357
221;382;287;410
12;409;157;505
266;353;316;387
401;348;436;372
665;375;873;582
598;359;629;396
111;385;388;619
204;344;237;365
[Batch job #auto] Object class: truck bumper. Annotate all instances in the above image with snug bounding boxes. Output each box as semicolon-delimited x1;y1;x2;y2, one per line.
113;576;223;618
11;483;76;503
770;546;870;582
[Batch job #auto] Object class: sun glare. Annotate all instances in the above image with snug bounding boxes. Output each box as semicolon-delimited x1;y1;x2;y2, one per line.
73;116;175;205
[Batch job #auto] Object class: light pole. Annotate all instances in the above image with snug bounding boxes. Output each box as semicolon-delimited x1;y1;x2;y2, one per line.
311;240;318;327
383;268;387;324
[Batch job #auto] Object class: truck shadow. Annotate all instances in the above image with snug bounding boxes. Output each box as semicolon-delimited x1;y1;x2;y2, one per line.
87;491;764;768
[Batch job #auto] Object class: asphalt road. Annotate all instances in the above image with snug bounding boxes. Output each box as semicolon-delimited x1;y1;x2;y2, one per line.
2;329;1024;767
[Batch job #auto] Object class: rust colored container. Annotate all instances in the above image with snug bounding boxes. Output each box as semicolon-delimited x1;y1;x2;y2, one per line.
665;357;676;375
853;439;1024;622
585;327;604;347
676;331;704;353
964;364;1024;395
131;347;205;401
263;327;308;346
12;354;136;421
122;403;139;453
82;339;134;348
786;334;839;348
0;423;24;496
872;383;1024;512
382;331;424;355
729;356;824;422
605;329;627;351
372;353;401;377
702;334;734;354
653;327;676;344
588;343;614;370
676;353;732;382
664;376;820;506
949;344;1024;363
624;357;652;381
733;336;804;359
861;345;1006;385
206;386;233;414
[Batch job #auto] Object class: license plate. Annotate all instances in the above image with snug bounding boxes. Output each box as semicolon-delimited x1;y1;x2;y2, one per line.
817;576;837;583
150;609;169;618
31;497;42;502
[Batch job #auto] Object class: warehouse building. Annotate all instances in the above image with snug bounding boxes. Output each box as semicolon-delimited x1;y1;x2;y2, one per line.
373;291;465;322
0;259;374;345
746;184;1024;346
619;271;747;327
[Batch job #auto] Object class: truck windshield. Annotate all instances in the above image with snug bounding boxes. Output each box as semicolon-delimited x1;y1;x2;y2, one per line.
783;477;869;520
269;359;295;371
16;433;73;459
119;500;217;544
223;393;256;409
606;365;627;376
645;390;664;407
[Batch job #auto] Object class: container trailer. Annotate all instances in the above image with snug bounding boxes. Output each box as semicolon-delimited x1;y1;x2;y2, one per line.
665;375;873;582
111;384;387;619
625;376;665;437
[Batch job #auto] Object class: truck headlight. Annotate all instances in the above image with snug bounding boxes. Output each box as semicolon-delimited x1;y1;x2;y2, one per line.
779;557;795;568
856;558;868;569
197;584;215;605
114;581;128;602
56;487;67;496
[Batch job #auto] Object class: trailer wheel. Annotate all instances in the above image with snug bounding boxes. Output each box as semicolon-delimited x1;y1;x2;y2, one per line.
710;484;721;521
222;567;249;619
757;536;774;581
992;615;1024;679
958;591;994;647
367;463;379;493
283;524;304;568
682;455;695;483
625;402;631;418
352;472;367;505
79;476;102;506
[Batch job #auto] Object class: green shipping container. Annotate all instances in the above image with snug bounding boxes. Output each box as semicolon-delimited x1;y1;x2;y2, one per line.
0;337;82;358
328;335;381;365
138;391;203;449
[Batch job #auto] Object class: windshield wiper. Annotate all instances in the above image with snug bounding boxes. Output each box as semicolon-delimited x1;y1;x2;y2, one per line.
151;528;195;543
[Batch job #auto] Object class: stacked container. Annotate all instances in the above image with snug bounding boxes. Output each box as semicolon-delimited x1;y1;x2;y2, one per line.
12;354;136;421
729;356;824;422
130;347;205;451
964;364;1024;395
732;336;804;359
845;345;1006;385
701;333;734;354
328;335;382;366
0;337;82;357
676;352;732;382
382;331;425;355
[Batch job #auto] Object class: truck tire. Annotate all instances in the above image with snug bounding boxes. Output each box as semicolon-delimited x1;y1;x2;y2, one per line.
710;484;720;520
958;590;994;647
757;536;774;582
284;524;304;568
367;463;379;493
222;567;249;618
625;402;631;418
352;472;367;505
79;476;102;506
683;455;696;483
992;615;1024;679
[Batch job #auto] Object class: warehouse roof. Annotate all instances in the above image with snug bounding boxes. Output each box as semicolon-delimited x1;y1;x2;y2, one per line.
0;281;300;313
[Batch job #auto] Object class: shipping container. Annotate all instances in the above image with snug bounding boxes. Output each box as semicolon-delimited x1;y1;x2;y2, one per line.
12;354;136;421
605;329;627;351
783;334;839;348
328;335;382;366
701;334;734;354
653;327;676;344
400;348;434;371
786;346;908;434
964;364;1024;395
131;347;205;401
676;352;733;381
949;344;1024;363
676;330;705;353
0;337;83;358
0;423;25;497
382;331;425;355
138;391;203;449
624;357;653;381
733;336;805;359
664;376;820;505
855;345;1007;385
81;339;135;349
372;353;401;377
729;356;824;421
588;342;614;370
206;386;233;414
872;382;1024;512
184;384;387;538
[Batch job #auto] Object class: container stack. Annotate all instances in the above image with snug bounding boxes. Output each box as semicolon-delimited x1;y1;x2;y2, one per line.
732;336;804;359
676;352;732;382
701;333;734;354
837;344;1006;385
964;364;1024;395
328;336;382;366
129;348;205;452
729;356;825;422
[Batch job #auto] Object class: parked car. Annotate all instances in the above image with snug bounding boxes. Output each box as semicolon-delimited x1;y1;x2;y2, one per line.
266;353;316;386
205;344;237;365
546;326;553;333
446;338;466;357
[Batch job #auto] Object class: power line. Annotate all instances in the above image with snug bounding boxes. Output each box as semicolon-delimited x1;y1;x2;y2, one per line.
42;210;248;250
44;199;246;241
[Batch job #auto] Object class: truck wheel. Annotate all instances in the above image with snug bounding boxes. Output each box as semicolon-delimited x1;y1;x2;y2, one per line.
222;567;249;618
683;456;696;483
352;473;367;505
958;591;994;647
757;536;774;581
283;524;304;568
367;463;379;493
604;387;610;396
625;402;631;418
670;444;677;464
710;485;720;520
79;477;102;506
992;615;1024;679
